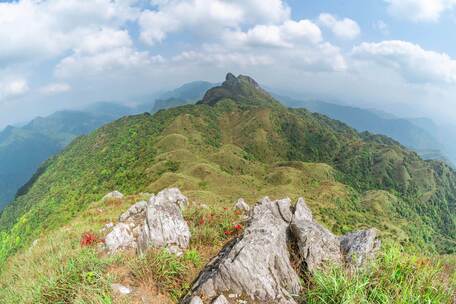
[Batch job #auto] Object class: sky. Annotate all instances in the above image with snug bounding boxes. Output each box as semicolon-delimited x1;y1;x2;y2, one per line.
1;0;456;128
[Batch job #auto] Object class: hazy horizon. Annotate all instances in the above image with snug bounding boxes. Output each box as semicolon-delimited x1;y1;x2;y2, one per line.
1;0;456;129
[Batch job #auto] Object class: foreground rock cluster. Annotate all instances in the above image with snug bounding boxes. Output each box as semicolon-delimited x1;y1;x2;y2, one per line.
103;188;380;304
105;188;191;255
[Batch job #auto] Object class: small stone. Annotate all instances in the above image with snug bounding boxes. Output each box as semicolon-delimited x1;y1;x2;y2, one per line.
100;222;114;233
234;198;250;212
103;191;124;201
111;283;132;295
339;228;381;268
190;296;204;304
213;295;229;304
168;245;184;256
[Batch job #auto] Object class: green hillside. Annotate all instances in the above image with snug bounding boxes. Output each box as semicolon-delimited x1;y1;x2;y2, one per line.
0;82;216;212
277;95;451;164
0;73;455;270
0;108;132;210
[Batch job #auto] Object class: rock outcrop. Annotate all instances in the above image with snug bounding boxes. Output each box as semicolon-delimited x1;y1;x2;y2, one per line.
183;196;381;304
183;197;301;304
138;188;191;255
291;218;343;273
104;189;380;303
290;197;342;273
105;223;135;253
105;188;190;255
102;191;124;201
339;228;381;268
233;198;249;212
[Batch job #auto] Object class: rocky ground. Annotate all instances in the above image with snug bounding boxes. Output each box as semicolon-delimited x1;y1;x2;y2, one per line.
104;188;380;304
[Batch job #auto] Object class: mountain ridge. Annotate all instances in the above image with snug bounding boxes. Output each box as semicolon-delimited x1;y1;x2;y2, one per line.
0;73;454;270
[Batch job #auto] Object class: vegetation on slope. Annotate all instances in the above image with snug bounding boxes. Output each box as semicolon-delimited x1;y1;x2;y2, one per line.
0;107;132;210
0;193;454;303
0;73;454;302
278;95;452;164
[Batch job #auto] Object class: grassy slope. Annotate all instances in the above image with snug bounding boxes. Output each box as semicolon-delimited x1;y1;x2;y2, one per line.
1;98;455;262
0;110;128;209
0;76;455;302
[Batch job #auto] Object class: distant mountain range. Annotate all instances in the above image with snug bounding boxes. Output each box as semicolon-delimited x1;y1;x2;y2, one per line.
0;79;453;212
276;95;452;165
0;81;215;210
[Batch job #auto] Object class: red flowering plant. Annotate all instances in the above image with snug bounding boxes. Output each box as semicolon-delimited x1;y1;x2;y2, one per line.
223;224;244;237
80;231;103;247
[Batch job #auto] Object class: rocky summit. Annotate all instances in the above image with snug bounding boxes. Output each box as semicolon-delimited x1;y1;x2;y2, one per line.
198;73;280;107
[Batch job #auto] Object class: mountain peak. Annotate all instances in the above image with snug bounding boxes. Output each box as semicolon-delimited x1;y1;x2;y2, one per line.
198;73;280;107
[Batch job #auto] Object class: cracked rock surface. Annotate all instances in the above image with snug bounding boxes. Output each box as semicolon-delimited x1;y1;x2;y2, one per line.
182;197;301;304
105;188;190;255
182;196;381;304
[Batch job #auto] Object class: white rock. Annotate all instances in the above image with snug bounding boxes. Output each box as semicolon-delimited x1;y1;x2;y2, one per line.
212;295;229;304
189;296;204;304
339;228;381;268
234;198;250;212
119;200;148;222
277;198;293;223
103;191;124;201
138;188;191;253
111;283;132;295
291;218;342;273
293;197;313;222
184;197;301;304
105;223;135;253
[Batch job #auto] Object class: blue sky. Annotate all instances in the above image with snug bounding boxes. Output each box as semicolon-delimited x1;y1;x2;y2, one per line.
1;0;456;128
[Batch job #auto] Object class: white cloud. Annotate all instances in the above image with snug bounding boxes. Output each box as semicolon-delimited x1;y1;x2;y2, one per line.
139;0;290;45
55;48;159;78
76;28;133;55
352;40;456;84
0;79;29;99
139;1;344;72
0;0;139;64
225;20;322;48
318;13;361;40
385;0;456;22
40;83;71;95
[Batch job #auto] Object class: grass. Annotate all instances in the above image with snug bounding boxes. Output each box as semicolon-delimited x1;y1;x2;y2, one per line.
127;249;196;301
305;245;456;304
0;195;137;304
37;248;114;304
0;192;454;304
0;90;455;302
